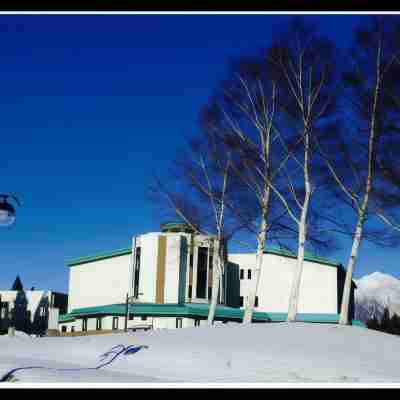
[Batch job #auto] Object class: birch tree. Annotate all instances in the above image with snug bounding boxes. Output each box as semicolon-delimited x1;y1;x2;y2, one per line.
264;21;339;322
312;18;400;325
151;131;244;325
199;57;297;324
197;34;336;323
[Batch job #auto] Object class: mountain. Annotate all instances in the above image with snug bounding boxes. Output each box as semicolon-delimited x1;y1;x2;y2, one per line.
354;271;400;323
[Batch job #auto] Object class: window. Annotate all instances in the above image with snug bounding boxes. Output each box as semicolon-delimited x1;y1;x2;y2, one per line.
194;319;201;327
188;285;192;298
61;326;67;333
96;317;102;331
208;287;212;300
248;269;252;280
82;318;88;332
239;296;244;307
134;247;141;298
240;269;244;280
176;318;183;329
71;326;75;333
196;247;208;299
141;316;147;321
255;296;259;307
129;313;134;320
112;317;119;330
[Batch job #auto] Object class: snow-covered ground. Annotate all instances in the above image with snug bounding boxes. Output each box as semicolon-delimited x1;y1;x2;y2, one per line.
1;322;400;385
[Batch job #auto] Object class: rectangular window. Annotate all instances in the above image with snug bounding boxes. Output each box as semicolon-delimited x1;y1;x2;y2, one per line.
248;269;252;280
194;319;200;327
188;285;192;298
71;326;75;333
112;317;119;330
240;296;244;307
176;318;183;329
196;247;208;299
255;296;259;307
129;313;134;320
208;287;212;300
61;326;67;333
141;316;147;321
96;317;102;331
240;269;244;280
134;247;141;298
82;318;87;332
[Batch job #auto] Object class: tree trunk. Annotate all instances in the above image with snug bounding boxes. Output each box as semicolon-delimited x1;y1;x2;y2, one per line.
287;190;310;322
287;121;311;322
339;40;380;325
207;240;223;325
242;216;267;324
339;218;364;325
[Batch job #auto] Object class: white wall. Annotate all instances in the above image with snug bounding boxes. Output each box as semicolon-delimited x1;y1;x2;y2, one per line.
164;235;182;303
138;233;160;303
68;254;132;312
228;253;338;314
152;317;178;330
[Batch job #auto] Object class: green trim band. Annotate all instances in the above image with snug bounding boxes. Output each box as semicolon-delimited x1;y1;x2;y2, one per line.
67;244;342;269
67;247;131;267
264;247;341;268
59;302;366;327
59;303;366;327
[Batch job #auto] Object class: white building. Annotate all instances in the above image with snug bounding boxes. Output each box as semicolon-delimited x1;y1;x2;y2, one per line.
0;278;68;336
59;223;358;334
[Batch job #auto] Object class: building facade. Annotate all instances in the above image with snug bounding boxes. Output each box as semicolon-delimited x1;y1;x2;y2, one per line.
59;223;357;334
0;284;68;336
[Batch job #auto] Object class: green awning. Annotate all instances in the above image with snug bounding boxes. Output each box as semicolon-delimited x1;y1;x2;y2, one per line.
61;302;365;327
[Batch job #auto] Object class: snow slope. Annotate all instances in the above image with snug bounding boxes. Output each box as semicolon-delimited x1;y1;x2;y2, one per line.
1;322;400;384
355;272;400;322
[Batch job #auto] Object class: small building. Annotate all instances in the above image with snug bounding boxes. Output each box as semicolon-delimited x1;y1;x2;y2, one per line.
59;223;358;334
0;277;68;336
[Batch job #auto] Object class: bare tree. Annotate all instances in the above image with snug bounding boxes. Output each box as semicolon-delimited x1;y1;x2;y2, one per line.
264;21;339;322
313;18;400;325
151;131;244;325
197;26;338;323
199;56;298;324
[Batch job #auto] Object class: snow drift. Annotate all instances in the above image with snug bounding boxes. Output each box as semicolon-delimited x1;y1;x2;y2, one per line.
1;322;400;383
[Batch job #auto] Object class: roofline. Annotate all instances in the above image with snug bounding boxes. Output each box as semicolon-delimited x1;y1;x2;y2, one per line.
67;247;132;267
263;248;341;268
67;245;341;269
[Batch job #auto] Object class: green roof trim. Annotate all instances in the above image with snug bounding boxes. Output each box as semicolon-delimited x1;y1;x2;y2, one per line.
65;302;365;327
67;247;131;267
264;246;341;268
67;243;342;269
58;313;76;323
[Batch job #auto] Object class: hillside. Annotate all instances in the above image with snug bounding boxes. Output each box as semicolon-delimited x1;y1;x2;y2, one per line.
1;322;400;383
355;272;400;323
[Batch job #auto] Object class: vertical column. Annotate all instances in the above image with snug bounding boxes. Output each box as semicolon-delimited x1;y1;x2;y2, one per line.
155;235;167;304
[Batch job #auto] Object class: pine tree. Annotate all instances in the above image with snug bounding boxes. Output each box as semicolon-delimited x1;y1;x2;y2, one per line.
380;307;393;334
390;313;400;335
11;275;23;291
367;316;380;331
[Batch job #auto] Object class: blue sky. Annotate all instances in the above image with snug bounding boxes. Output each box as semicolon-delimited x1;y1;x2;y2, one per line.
0;14;399;293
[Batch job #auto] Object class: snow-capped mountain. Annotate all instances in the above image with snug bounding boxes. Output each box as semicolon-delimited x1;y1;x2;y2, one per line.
355;271;400;323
